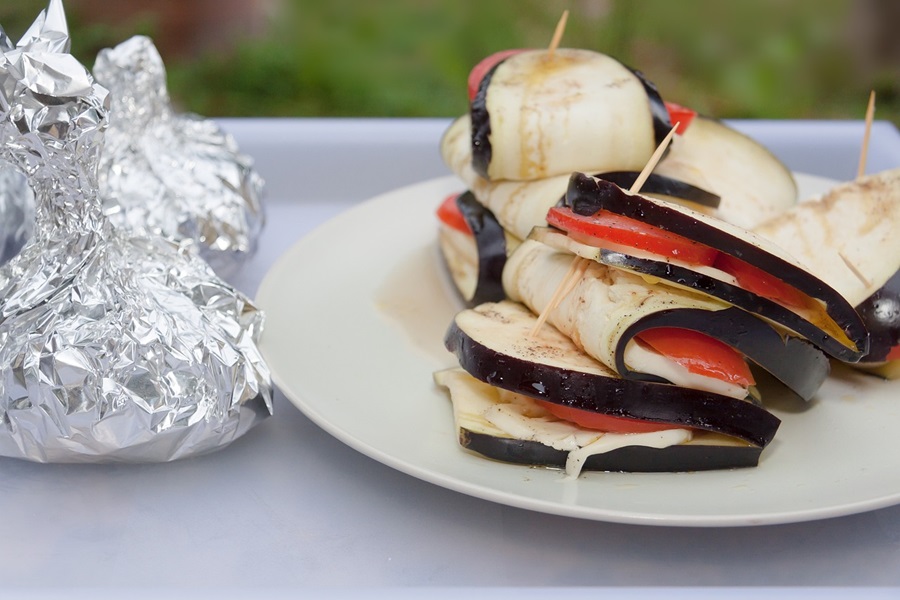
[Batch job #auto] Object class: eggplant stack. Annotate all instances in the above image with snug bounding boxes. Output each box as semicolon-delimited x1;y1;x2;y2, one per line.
434;47;867;477
437;47;798;308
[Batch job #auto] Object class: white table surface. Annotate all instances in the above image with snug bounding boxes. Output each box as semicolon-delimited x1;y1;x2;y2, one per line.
3;117;900;597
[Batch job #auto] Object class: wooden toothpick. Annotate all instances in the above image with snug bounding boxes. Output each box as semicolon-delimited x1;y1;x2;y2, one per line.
834;91;877;288
839;251;872;288
630;122;680;194
528;256;589;338
857;90;876;179
547;10;569;58
524;8;578;338
527;122;680;337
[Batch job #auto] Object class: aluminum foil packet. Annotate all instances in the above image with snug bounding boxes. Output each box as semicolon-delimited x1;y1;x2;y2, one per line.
93;34;265;279
0;161;33;266
0;0;273;462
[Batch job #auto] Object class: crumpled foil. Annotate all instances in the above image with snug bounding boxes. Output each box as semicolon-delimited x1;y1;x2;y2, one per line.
93;34;265;279
0;0;273;462
0;161;33;266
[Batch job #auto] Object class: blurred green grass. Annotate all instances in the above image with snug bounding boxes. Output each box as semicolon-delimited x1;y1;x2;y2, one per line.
2;0;898;126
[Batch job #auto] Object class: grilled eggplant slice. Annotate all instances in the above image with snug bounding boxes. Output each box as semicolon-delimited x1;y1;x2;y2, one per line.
504;238;829;401
444;301;780;447
441;113;795;237
437;191;509;307
652;115;797;229
441;301;779;473
754;168;900;368
553;172;868;362
442;116;718;241
435;367;764;475
584;171;720;211
470;49;660;181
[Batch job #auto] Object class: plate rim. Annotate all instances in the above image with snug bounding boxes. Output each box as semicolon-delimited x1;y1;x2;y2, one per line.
256;173;900;527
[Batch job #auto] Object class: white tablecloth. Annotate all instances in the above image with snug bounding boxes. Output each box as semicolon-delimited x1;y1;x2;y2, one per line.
3;118;900;596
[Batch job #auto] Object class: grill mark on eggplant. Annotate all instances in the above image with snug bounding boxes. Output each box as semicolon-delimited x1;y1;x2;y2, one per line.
460;429;762;473
613;305;830;402
470;59;506;179
455;191;507;306
445;302;780;448
564;173;869;361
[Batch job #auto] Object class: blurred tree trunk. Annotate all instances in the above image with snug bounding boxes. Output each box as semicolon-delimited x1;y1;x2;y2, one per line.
848;0;900;87
71;0;282;58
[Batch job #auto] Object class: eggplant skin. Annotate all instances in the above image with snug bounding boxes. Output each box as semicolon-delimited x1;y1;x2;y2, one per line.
456;192;507;306
614;305;829;402
564;172;869;361
594;249;836;390
591;171;720;210
598;245;862;364
461;428;762;473
625;67;672;155
855;268;900;363
523;228;830;398
470;59;504;179
444;302;780;448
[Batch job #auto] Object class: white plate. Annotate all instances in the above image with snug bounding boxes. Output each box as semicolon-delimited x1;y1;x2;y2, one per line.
256;174;900;527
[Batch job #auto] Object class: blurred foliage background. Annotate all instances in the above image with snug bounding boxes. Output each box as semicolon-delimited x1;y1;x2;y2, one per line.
2;0;898;125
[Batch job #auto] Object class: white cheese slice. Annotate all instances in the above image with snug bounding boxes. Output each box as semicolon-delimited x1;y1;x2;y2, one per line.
434;368;692;479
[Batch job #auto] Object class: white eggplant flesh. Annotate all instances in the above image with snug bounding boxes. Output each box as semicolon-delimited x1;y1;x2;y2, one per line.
502;238;736;394
754;168;900;306
530;225;835;346
478;49;656;181
437;216;521;306
653;116;797;229
442;115;569;240
437;224;479;303
441;112;798;239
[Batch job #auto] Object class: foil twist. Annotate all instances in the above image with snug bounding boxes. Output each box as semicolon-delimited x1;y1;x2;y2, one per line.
94;35;265;279
0;0;272;462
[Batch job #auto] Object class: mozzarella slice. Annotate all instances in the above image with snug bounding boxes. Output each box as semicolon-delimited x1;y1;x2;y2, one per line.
434;367;692;479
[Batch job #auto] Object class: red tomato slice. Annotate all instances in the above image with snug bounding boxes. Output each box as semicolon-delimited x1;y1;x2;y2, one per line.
546;206;719;266
436;193;471;235
546;206;811;316
536;328;753;433
535;400;680;433
714;253;808;311
468;49;525;101
886;345;900;362
636;327;754;387
664;101;696;135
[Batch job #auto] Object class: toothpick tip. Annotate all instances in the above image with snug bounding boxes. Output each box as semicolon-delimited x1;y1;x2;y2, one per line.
628;122;680;194
547;10;570;57
857;90;876;179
